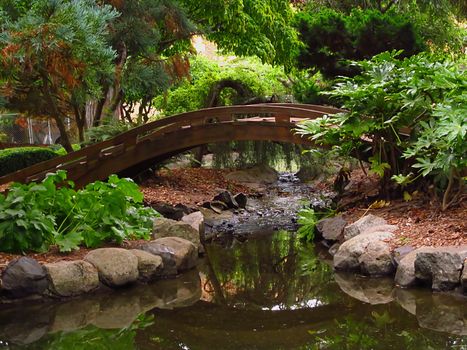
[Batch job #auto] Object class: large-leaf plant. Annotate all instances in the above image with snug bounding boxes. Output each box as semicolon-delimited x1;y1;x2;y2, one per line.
296;51;466;209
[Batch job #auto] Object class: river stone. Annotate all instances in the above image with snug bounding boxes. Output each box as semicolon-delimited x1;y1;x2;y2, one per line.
316;215;347;241
462;259;467;294
333;231;394;272
234;193;248;209
225;164;278;184
1;257;48;298
213;190;238;209
153;217;201;251
328;243;340;256
129;249;163;281
45;260;99;297
358;240;395;276
395;247;437;288
181;211;205;235
414;246;467;291
393;245;415;266
84;248;139;287
343;214;387;241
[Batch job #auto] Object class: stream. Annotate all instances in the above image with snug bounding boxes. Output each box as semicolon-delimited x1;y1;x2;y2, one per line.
0;174;466;349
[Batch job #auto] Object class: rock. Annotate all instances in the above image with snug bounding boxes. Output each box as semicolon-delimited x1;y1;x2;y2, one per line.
234;193;248;209
84;248;139;287
334;273;394;304
129;249;164;281
181;211;205;236
153;217;201;251
140;237;198;274
151;202;190;220
45;260;99;297
415;246;467;291
1;257;48;298
358;240;395;276
343;214;387;241
225;164;278;184
210;200;228;213
333;231;394;272
462;259;467;294
393;245;415;266
213;191;238;209
328;243;340;256
316;215;347;241
395;247;436;288
362;224;398;236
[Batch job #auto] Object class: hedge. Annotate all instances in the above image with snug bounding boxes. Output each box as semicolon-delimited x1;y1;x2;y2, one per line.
0;147;58;177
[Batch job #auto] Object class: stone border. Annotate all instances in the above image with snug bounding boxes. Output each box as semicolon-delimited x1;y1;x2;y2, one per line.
317;214;467;294
0;236;199;301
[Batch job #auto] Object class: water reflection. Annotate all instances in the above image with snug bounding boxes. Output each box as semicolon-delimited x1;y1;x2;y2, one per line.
0;231;466;349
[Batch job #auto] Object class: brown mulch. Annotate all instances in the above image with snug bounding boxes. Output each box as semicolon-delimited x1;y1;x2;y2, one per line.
140;168;256;207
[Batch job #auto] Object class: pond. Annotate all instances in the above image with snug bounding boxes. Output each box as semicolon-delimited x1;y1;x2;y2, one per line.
0;230;466;349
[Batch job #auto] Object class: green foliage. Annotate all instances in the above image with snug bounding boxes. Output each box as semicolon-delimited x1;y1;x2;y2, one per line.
296;51;466;206
0;170;159;253
83;119;134;146
296;208;318;241
0;147;58;177
295;8;425;77
154;56;290;116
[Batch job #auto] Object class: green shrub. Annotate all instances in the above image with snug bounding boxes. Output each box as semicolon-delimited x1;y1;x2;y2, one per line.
0;147;58;177
0;170;159;253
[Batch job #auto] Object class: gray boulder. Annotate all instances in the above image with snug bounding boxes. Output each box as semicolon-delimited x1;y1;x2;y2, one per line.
84;248;139;287
358;240;395;276
316;215;347;241
153;217;201;251
45;260;99;297
140;237;198;274
333;231;394;273
129;249;164;281
415;246;467;291
343;214;387;241
393;245;415;266
1;257;48;298
181;211;205;236
395;247;436;288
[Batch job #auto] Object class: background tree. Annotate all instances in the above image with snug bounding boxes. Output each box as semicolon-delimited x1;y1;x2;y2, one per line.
0;0;116;151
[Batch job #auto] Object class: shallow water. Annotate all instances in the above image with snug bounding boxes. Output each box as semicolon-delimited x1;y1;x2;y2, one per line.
1;230;466;350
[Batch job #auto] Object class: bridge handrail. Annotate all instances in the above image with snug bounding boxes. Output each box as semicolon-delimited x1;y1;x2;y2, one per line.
0;104;338;185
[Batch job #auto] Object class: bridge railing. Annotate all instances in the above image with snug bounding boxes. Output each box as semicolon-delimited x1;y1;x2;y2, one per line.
0;104;340;185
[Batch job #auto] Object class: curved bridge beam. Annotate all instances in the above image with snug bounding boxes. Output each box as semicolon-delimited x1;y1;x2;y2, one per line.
0;104;340;187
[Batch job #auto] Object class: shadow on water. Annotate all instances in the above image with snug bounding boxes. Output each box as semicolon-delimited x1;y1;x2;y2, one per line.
1;231;466;349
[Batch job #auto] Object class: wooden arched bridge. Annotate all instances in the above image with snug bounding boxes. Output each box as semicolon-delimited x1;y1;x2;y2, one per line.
0;103;342;187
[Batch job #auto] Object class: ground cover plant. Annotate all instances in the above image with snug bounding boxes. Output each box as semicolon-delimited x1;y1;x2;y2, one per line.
0;170;159;253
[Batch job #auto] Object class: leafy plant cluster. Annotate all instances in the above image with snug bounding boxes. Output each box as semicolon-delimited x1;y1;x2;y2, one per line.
0;170;159;253
294;8;425;78
0;147;58;177
296;51;466;209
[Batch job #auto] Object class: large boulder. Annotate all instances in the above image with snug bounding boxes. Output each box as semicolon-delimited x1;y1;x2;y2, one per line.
225;164;278;184
343;214;387;241
358;240;395;276
394;247;436;288
1;257;48;298
316;215;347;242
45;260;99;297
84;248;139;287
129;249;164;281
181;211;205;236
140;237;198;274
153;217;201;251
415;246;467;291
333;231;394;273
